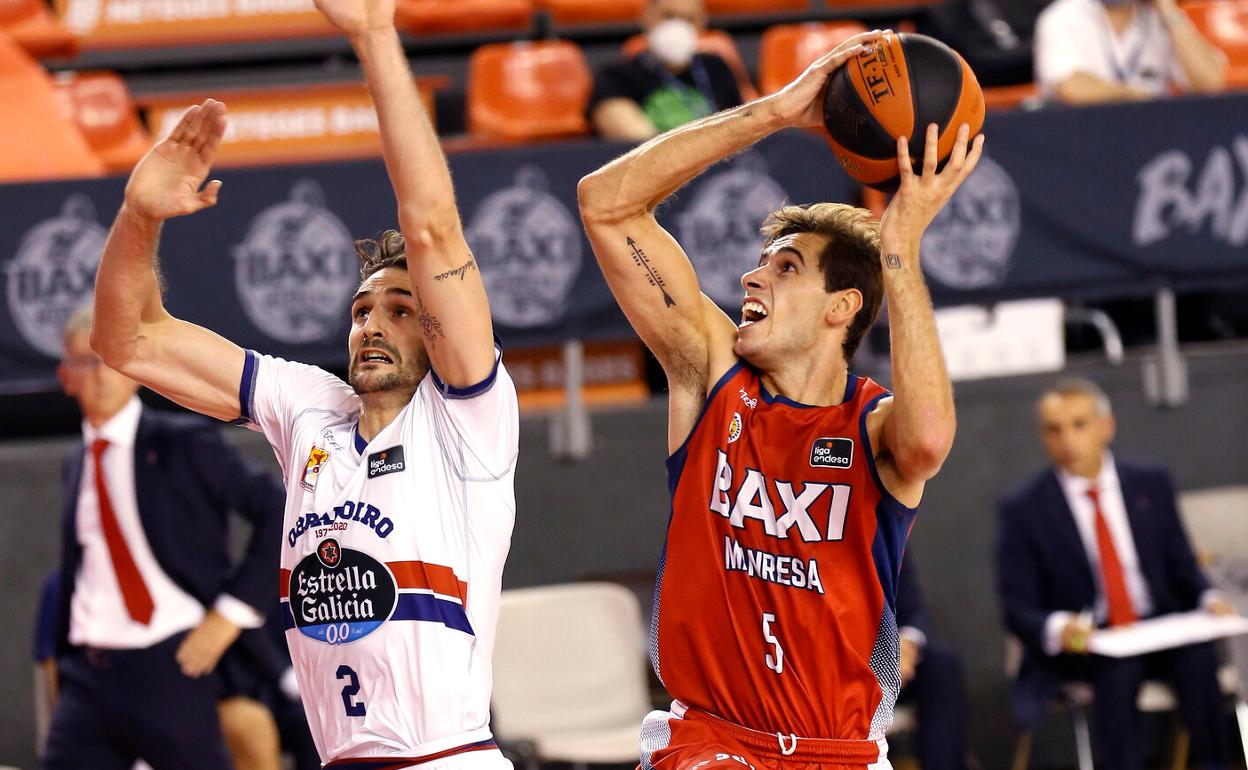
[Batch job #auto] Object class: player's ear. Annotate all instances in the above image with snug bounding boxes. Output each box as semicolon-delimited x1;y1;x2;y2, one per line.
825;288;863;328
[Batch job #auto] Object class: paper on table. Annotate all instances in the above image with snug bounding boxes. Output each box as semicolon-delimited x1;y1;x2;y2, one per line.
1088;610;1248;658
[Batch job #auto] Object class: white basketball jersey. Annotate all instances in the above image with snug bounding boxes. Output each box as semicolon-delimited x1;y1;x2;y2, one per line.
238;348;518;763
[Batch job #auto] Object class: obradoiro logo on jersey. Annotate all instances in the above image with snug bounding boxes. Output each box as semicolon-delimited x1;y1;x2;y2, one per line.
290;539;397;645
677;152;788;308
465;166;582;328
6;195;108;358
232;180;357;343
920;153;1020;290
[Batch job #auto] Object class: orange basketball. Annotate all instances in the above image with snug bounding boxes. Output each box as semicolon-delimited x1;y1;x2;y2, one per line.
822;33;984;192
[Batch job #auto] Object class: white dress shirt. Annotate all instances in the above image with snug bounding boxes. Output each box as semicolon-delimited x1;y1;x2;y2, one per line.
69;397;259;649
1034;0;1189;99
1042;451;1215;654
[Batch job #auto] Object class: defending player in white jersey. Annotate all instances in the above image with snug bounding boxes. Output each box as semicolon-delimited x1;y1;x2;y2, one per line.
88;0;518;765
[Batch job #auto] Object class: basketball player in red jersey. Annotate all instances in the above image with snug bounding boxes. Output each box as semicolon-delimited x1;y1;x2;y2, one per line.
578;32;984;770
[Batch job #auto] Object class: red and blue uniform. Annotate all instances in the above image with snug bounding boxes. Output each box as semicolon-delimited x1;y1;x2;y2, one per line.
642;361;916;770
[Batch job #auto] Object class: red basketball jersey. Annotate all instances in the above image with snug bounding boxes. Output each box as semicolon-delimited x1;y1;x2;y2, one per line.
653;361;917;741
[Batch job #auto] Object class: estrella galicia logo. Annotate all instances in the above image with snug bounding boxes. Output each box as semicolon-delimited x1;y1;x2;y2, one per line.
290;544;397;645
367;445;405;479
5;195;108;358
810;437;854;469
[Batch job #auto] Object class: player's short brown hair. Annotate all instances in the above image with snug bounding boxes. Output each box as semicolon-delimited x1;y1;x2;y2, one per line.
760;203;882;362
354;230;408;281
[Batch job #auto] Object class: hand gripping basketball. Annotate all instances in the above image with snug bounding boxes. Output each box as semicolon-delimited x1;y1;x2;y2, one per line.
880;122;985;253
124;99;226;222
767;29;889;130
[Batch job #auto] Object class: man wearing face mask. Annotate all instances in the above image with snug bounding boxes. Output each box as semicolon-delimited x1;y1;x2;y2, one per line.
1033;0;1227;104
589;0;743;141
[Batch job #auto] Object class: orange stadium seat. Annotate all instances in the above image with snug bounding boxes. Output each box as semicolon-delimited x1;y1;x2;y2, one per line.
535;0;644;25
1182;0;1248;87
0;33;103;181
0;0;76;58
467;39;592;140
622;29;758;100
758;21;868;94
395;0;533;35
705;0;809;13
53;71;151;173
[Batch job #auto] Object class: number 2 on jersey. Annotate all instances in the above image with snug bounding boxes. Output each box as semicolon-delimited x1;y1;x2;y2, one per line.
337;665;366;717
762;612;784;674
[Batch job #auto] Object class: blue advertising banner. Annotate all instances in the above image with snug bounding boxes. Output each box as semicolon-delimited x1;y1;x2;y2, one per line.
2;92;1246;393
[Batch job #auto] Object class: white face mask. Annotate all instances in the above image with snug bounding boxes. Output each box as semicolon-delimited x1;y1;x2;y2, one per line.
647;17;698;70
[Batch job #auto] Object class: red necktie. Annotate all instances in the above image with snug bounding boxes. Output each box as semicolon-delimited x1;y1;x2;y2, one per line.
1087;486;1137;627
91;439;154;624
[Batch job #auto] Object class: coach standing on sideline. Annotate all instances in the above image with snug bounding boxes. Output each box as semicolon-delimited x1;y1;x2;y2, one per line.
997;378;1234;770
45;305;285;770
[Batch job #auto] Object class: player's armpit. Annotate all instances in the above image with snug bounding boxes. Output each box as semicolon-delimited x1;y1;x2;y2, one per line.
397;220;497;390
581;213;736;390
864;397;926;508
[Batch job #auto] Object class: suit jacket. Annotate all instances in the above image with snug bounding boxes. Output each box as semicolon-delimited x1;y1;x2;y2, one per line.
995;461;1209;727
57;408;285;656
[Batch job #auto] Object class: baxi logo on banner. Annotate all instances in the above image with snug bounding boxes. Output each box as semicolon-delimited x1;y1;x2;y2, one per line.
678;152;788;308
465;166;582;328
6;195;108;358
1133;136;1248;248
920;153;1020;290
232;180;358;343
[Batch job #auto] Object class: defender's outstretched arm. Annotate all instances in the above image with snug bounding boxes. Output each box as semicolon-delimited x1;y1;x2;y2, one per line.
873;123;984;501
93;100;247;422
578;32;883;428
318;0;494;387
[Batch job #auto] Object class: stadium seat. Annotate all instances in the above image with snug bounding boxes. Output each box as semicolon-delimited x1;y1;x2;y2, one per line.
395;0;533;35
0;0;76;58
706;0;810;14
758;21;869;94
0;33;103;181
536;0;643;25
492;583;650;767
1182;0;1248;87
983;83;1040;110
622;29;758;100
53;71;151;173
467;39;592;140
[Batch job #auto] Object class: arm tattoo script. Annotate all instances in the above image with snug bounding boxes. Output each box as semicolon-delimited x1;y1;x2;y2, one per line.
885;253;902;270
434;257;477;282
413;288;445;344
626;236;676;307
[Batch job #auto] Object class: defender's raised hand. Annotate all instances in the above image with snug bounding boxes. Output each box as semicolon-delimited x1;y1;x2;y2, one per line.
768;29;887;129
125;99;226;221
880;122;985;253
313;0;396;38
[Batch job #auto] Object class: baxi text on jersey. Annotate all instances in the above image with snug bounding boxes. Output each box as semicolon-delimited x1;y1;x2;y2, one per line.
288;500;393;547
724;536;825;594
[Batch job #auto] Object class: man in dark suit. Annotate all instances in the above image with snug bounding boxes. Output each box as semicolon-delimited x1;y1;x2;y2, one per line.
896;556;971;770
45;305;285;770
996;377;1233;770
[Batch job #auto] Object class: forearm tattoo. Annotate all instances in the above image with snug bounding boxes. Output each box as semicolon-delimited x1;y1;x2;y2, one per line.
626;236;676;307
885;253;902;270
434;257;477;282
413;287;444;344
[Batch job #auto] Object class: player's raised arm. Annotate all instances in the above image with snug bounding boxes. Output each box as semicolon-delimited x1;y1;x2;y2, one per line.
316;0;493;388
871;123;984;501
92;100;247;423
578;31;884;398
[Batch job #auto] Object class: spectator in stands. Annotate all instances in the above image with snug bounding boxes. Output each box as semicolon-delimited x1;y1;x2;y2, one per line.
996;377;1234;770
896;557;972;770
1034;0;1227;104
589;0;743;140
44;304;286;770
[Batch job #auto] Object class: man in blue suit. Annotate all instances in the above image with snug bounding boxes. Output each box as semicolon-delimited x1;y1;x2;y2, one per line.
45;305;285;770
996;377;1233;770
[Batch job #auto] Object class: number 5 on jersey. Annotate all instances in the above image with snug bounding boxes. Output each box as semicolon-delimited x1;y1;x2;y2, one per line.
762;612;784;674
